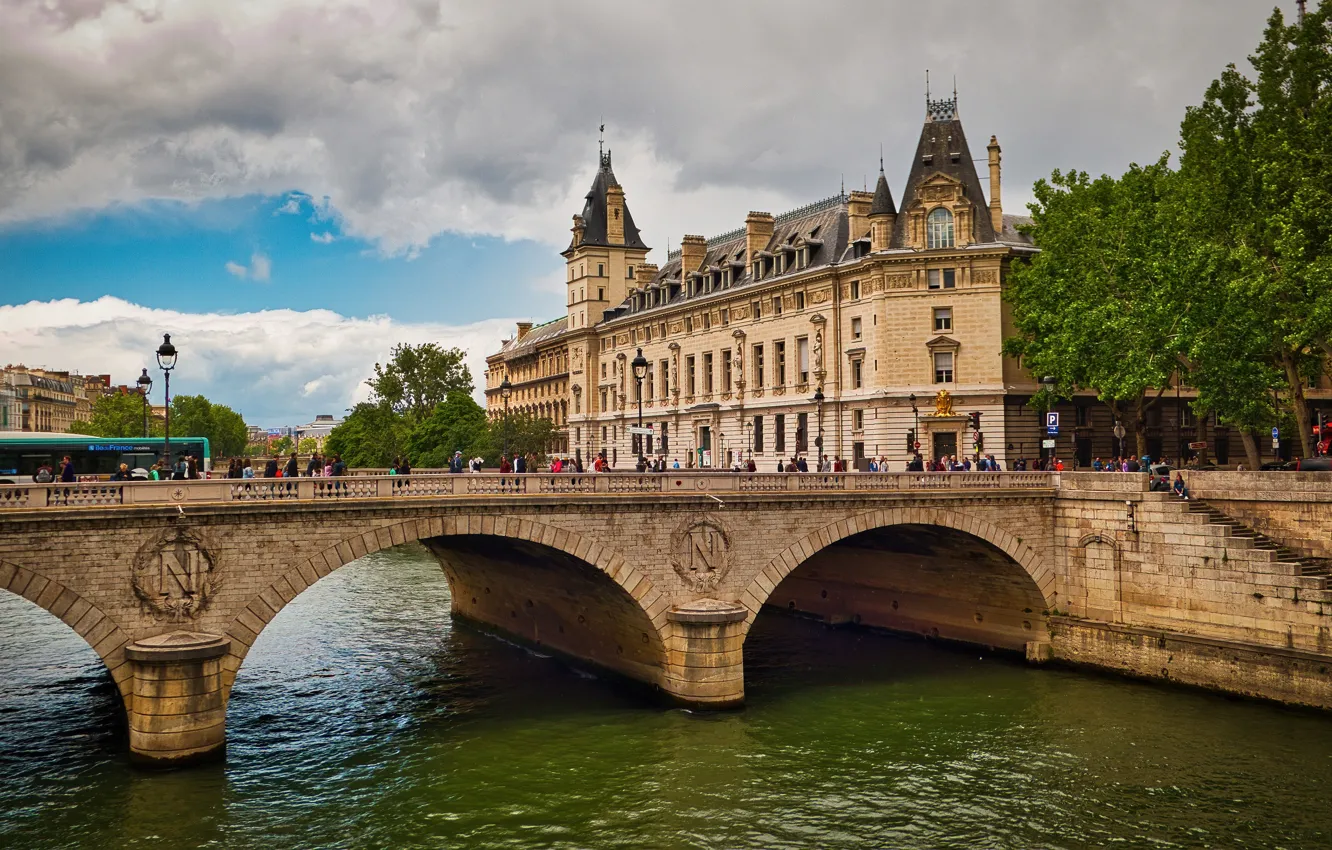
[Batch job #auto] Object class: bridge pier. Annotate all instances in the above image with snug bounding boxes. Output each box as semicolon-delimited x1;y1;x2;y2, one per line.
663;600;749;709
124;632;230;767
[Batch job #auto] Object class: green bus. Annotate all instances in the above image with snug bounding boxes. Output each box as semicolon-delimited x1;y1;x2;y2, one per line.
0;432;212;483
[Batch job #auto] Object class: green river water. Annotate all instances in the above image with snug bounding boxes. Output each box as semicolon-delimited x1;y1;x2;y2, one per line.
1;545;1331;849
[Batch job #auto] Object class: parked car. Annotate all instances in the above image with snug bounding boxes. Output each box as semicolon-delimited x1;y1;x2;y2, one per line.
1295;456;1331;471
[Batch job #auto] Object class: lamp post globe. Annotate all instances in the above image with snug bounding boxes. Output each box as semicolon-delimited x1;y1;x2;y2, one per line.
135;368;153;439
155;334;178;469
499;376;512;457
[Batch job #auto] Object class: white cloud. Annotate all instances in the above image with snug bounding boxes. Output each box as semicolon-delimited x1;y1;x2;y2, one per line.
224;252;271;281
0;0;1272;261
310;231;335;243
249;252;271;282
0;296;515;426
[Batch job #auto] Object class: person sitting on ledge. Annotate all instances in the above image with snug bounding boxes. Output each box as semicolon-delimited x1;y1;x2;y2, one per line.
1173;472;1190;500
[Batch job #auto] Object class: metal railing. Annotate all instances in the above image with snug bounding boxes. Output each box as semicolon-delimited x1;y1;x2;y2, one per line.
0;471;1058;510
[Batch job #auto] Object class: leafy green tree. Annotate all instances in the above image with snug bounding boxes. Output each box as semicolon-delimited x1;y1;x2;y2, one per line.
169;395;249;458
324;402;410;468
271;436;294;455
368;343;473;422
297;437;319;454
493;412;557;465
70;392;157;438
1176;3;1332;459
1003;159;1189;456
407;393;491;467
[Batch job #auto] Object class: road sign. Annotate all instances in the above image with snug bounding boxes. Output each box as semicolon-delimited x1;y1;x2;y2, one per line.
1272;426;1280;440
913;441;921;450
628;425;654;435
1272;438;1281;450
1041;438;1056;449
1188;441;1208;450
1113;422;1126;440
1046;411;1060;435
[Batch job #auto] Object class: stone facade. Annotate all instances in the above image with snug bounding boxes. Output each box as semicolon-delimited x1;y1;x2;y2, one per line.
2;473;1330;764
485;99;1053;471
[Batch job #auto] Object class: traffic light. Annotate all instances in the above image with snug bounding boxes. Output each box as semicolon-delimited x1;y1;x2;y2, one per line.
967;411;983;430
905;428;916;452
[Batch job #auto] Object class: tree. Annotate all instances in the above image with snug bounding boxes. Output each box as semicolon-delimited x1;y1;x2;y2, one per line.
324;402;410;468
407;393;491;467
1003;159;1189;456
297;437;319;454
70;392;157;438
1176;4;1332;459
169;395;249;458
271;436;294;456
368;343;472;422
494;412;557;464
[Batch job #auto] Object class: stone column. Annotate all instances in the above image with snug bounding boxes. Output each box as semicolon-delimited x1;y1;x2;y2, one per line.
124;631;230;766
663;599;748;709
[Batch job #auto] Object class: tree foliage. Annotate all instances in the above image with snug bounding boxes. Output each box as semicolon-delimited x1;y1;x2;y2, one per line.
1007;4;1332;465
367;343;472;422
325;402;411;468
69;392;157;438
1003;159;1189;455
169;395;249;458
407;393;491;467
495;412;557;464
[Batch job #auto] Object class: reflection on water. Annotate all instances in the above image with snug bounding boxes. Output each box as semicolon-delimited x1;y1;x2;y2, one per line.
2;544;1331;849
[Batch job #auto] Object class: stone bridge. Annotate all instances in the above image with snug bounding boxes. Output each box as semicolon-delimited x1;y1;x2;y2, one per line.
1;470;1329;765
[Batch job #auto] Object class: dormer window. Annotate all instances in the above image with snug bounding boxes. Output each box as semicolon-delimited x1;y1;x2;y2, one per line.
927;208;955;249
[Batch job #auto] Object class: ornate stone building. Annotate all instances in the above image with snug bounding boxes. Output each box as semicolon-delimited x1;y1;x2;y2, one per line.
484;97;1050;467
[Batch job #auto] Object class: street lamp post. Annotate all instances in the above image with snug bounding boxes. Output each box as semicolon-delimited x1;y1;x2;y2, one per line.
155;334;178;468
631;348;649;460
812;388;825;468
500;376;512;459
744;418;754;460
136;368;153;438
909;392;919;458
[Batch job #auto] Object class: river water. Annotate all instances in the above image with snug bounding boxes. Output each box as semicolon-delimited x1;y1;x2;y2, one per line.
2;546;1331;849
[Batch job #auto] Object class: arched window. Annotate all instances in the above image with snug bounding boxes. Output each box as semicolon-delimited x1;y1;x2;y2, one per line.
926;207;955;250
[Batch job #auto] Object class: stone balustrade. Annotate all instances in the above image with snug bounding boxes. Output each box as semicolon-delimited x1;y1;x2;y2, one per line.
0;471;1058;509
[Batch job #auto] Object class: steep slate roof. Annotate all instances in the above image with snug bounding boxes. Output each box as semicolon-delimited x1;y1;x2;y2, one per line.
605;195;850;324
568;150;648;252
497;316;569;361
869;170;896;216
998;213;1035;247
891;98;997;247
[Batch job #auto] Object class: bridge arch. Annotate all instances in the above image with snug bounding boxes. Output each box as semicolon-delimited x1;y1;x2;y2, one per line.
0;559;134;701
739;506;1054;646
221;514;669;696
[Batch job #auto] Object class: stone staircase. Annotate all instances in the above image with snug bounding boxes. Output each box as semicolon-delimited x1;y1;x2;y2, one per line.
1185;498;1332;603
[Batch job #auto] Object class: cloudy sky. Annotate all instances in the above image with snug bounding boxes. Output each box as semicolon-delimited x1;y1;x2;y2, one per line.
0;0;1280;425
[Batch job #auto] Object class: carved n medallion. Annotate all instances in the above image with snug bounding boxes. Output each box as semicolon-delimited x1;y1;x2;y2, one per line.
670;516;733;593
131;526;221;621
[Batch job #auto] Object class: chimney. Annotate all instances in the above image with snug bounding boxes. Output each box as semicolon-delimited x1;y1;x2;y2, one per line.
987;135;1003;234
744;212;774;265
680;234;707;277
516;321;533;340
637;261;659;282
570;214;585;248
606;183;625;244
847;191;872;245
